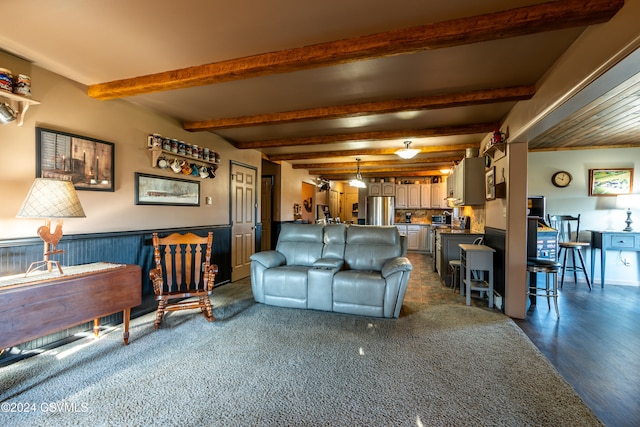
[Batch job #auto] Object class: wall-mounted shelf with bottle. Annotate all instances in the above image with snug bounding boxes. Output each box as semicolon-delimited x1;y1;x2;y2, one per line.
0;91;40;126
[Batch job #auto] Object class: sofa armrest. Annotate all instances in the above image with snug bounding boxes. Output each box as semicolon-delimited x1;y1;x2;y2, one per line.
250;251;286;268
381;257;413;279
313;257;344;271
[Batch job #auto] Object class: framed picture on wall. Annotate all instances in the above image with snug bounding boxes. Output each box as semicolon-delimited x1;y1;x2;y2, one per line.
588;168;633;196
485;167;496;200
36;127;115;192
134;172;200;206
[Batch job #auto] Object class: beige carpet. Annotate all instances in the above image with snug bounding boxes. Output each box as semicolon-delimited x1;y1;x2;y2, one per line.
0;293;602;426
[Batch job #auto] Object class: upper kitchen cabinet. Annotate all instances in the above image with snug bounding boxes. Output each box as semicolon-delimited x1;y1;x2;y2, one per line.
431;179;447;209
395;183;421;208
420;183;431;208
369;181;395;197
448;157;485;206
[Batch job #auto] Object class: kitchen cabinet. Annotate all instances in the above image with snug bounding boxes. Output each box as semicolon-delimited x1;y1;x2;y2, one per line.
397;224;428;252
420;184;432;208
395;184;420;208
368;182;395;196
407;185;421;208
420;225;432;253
406;225;421;250
431;180;447;208
449;157;485;206
395;185;408;208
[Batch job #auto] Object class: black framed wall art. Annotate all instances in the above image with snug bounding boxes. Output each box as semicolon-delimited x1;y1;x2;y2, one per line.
36;127;115;192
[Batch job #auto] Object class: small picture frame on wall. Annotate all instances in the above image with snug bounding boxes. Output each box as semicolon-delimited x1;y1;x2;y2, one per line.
588;168;634;196
485;167;496;200
36;127;115;192
134;172;200;206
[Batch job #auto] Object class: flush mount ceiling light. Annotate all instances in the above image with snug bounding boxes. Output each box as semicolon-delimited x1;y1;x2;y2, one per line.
349;158;367;188
395;141;420;159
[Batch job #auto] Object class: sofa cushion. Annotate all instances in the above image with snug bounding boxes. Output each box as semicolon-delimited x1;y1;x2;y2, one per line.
333;270;386;315
276;223;325;267
264;266;309;300
343;225;401;271
323;224;347;259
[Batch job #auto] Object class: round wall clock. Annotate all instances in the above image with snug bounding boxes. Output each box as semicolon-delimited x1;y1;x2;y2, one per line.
551;171;572;188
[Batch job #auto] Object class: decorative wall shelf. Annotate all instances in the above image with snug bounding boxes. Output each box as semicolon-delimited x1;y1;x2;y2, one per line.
0;91;40;126
148;146;221;168
483;142;506;158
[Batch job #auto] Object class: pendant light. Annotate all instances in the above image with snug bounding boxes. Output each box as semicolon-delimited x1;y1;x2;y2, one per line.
349;158;367;188
395;140;420;159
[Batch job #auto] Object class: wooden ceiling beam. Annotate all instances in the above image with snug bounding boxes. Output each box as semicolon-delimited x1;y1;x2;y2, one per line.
87;0;623;100
293;156;462;169
318;166;447;179
236;122;497;149
268;143;478;161
184;86;535;131
321;170;444;180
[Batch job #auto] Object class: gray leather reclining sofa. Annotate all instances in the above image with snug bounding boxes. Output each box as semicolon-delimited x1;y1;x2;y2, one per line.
250;223;412;318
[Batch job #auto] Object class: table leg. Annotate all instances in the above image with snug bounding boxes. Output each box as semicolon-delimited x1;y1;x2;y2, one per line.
465;265;471;306
123;308;131;345
488;269;494;308
601;247;606;288
591;247;596;286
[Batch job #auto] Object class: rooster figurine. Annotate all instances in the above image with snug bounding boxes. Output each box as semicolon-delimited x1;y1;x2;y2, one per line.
37;220;64;255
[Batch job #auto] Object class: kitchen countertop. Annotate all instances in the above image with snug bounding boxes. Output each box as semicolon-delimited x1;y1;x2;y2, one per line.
433;227;482;234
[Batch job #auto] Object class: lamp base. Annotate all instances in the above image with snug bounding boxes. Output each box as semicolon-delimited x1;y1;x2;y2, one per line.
25;259;64;276
623;208;633;232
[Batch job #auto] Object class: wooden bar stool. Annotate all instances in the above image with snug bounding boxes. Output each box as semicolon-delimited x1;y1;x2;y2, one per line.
527;258;561;318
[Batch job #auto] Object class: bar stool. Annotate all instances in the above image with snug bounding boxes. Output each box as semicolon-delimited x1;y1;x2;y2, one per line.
449;259;461;292
547;214;591;289
527;258;561;318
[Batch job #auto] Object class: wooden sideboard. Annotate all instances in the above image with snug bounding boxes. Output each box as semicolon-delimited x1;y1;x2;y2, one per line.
0;263;141;350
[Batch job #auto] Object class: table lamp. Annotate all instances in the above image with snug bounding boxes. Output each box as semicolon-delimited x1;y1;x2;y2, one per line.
616;194;640;232
16;178;86;275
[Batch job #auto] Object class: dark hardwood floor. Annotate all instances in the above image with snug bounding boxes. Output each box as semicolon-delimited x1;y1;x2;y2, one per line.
403;252;640;427
515;277;640;427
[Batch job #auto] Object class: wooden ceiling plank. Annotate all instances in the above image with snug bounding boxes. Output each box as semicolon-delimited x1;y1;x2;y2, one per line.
88;0;623;100
184;86;534;131
236;122;497;149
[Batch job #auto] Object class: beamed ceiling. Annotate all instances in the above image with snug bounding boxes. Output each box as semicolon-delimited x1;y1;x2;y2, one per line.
2;0;638;181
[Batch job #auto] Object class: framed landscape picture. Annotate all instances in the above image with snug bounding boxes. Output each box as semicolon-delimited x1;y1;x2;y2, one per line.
134;173;200;206
588;168;633;196
36;127;115;192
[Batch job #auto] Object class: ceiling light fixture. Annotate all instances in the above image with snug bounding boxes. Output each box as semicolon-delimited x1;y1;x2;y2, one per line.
395;141;420;159
349;158;367;188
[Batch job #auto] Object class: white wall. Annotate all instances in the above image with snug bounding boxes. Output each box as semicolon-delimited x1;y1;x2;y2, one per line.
0;52;262;239
529;148;640;285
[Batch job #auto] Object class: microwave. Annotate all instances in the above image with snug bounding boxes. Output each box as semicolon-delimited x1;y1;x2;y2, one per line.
431;215;451;224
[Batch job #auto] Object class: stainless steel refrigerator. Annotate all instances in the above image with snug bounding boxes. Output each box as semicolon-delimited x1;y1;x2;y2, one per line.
366;196;395;225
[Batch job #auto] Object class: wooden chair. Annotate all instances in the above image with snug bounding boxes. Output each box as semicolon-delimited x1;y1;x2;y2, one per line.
547;214;591;289
150;232;218;329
